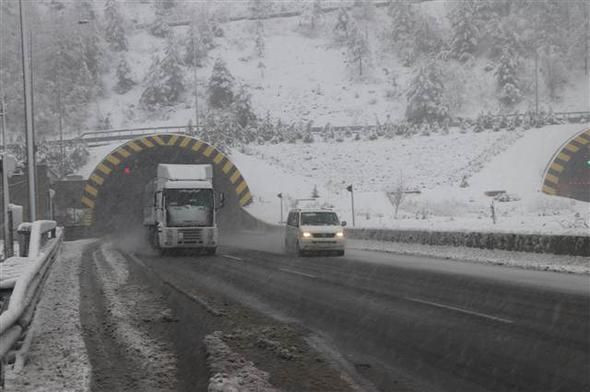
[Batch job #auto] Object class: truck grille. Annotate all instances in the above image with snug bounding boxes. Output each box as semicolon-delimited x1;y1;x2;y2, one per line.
312;233;335;238
180;229;202;244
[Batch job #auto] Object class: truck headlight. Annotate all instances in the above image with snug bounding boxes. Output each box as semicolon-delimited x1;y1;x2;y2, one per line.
302;232;312;238
336;232;344;238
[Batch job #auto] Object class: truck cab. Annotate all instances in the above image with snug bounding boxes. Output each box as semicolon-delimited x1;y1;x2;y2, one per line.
144;164;222;255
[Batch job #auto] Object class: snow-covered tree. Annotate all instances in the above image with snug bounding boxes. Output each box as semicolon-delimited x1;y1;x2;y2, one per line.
104;0;127;51
154;0;175;16
208;58;235;109
299;0;323;35
184;21;207;67
387;0;417;65
448;1;478;62
115;55;135;94
333;6;351;43
347;20;370;77
495;47;521;107
140;35;184;108
232;85;257;128
150;15;171;38
540;45;567;101
254;20;265;58
406;62;448;123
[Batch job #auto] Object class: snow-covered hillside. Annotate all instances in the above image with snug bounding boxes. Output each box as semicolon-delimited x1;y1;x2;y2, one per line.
93;1;590;131
233;123;590;236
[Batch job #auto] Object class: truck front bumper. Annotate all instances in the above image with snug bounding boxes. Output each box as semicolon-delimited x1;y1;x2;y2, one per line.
159;227;217;249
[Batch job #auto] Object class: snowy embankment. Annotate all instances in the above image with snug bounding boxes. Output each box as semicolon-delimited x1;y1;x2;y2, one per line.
236;123;589;236
4;240;94;392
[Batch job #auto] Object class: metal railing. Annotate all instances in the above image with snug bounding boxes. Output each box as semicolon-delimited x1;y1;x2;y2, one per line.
0;220;63;366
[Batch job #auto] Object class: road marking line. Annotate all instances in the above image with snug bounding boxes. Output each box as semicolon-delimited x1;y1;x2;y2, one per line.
221;255;243;262
405;297;513;324
279;268;317;279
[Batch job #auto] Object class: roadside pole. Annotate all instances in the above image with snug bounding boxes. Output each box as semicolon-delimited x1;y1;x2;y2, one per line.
346;184;355;227
0;154;16;259
19;0;37;222
277;193;283;223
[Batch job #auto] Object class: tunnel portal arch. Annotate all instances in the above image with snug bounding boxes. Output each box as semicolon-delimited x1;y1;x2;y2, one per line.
80;133;253;231
542;128;590;202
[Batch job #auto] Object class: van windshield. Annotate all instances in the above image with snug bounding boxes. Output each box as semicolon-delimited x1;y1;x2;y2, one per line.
300;212;340;226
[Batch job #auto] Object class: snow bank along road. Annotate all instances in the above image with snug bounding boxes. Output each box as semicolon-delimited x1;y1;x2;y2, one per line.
66;234;590;392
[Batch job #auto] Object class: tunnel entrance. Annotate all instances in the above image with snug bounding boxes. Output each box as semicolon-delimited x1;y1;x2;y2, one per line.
81;134;253;235
542;128;590;202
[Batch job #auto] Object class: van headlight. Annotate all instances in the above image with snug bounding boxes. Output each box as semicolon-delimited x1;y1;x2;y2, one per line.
302;232;312;238
336;232;344;238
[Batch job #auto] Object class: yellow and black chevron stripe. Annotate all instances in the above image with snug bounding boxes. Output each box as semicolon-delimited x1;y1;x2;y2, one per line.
81;134;253;222
542;128;590;196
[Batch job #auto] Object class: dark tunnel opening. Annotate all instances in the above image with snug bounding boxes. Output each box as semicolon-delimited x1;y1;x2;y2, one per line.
91;141;250;240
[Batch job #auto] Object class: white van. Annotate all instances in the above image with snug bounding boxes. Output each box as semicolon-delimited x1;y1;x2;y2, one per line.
284;208;346;256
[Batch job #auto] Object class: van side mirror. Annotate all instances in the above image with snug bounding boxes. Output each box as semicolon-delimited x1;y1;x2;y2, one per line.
341;221;347;227
217;193;225;210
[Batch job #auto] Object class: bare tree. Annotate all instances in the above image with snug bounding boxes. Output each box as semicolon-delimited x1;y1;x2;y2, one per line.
388;171;405;219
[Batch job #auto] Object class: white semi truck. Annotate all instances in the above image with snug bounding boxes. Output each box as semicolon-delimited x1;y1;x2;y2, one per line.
143;164;223;254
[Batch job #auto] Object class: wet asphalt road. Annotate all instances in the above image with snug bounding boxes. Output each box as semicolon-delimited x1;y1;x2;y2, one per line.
133;238;590;392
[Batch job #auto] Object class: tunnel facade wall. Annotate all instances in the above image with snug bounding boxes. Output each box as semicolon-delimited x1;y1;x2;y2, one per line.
542;128;590;202
80;134;253;234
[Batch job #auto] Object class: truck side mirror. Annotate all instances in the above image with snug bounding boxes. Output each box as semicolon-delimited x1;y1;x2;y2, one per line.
217;193;225;210
341;221;347;227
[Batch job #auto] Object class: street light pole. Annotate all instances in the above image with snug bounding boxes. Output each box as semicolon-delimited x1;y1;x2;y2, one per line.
346;184;355;227
18;0;36;221
277;193;283;223
191;19;199;132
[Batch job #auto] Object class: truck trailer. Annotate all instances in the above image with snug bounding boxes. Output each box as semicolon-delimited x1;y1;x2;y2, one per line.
143;164;223;254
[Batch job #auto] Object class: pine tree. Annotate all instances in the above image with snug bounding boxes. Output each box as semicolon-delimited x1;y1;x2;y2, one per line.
333;6;350;43
115;55;136;94
184;22;206;67
254;20;265;58
495;48;521;107
150;15;171;38
406;62;448;123
347;20;370;77
232;85;257;128
154;0;175;16
140;35;184;108
104;0;127;51
299;0;323;35
387;0;416;65
208;58;235;108
448;1;478;62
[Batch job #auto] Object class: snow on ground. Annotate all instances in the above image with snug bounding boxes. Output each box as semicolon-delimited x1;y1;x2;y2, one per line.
0;256;34;288
204;331;281;392
236;123;590;235
5;240;94;392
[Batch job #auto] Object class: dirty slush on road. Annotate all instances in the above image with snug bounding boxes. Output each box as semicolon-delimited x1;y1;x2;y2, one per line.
79;241;357;392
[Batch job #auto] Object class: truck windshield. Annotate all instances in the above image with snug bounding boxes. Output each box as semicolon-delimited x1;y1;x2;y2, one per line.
165;189;214;227
300;212;340;226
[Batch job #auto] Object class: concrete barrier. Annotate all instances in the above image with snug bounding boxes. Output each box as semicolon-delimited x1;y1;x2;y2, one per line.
346;228;590;257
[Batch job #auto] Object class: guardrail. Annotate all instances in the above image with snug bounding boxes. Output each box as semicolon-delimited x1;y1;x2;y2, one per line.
0;220;63;366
